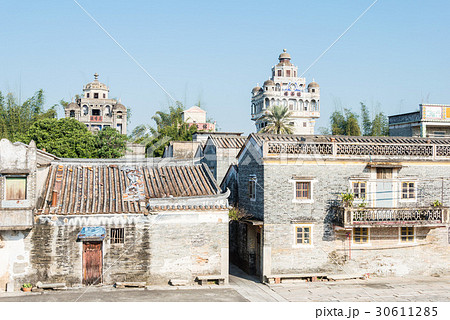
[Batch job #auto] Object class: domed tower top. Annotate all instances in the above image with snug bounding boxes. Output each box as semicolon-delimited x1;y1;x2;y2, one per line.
83;73;110;99
277;49;292;66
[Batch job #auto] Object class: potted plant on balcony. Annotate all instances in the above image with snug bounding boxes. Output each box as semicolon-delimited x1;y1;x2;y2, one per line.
432;200;442;207
340;192;354;208
22;283;32;292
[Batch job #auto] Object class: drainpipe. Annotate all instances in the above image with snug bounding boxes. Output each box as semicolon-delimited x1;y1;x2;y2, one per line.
347;232;351;260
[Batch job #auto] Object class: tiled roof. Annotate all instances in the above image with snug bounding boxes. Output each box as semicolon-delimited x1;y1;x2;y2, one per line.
209;135;247;149
38;162;220;215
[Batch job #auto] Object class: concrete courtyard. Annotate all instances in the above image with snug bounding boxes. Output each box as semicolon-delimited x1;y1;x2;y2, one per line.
1;265;449;302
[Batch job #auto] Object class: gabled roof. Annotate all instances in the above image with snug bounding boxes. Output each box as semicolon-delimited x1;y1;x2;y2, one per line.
207;135;247;149
38;161;222;215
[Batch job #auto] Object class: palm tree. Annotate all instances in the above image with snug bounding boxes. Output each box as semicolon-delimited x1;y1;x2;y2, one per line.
260;105;294;134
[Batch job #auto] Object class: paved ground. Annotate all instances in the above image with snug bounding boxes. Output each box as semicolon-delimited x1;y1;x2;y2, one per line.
0;265;449;302
268;275;450;302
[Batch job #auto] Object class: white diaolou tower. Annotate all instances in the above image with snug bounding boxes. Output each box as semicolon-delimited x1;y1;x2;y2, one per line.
251;49;320;134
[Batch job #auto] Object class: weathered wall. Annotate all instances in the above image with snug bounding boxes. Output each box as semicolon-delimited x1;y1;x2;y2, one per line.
0;210;229;291
260;161;450;278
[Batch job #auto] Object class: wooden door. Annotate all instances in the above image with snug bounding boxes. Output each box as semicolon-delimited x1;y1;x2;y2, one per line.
83;241;103;285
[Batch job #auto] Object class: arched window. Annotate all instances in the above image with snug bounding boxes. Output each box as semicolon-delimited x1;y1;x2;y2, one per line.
276;83;281;91
69;110;75;117
251;103;256;114
304;101;309;111
289;99;296;110
299;100;304;110
282;99;288;107
105;105;111;116
311;100;317;111
82;105;88;116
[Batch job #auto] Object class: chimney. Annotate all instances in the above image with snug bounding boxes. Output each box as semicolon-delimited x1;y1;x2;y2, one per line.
51;191;58;207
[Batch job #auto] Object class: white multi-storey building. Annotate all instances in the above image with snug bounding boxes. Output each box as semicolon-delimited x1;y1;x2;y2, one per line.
65;73;127;134
251;49;320;134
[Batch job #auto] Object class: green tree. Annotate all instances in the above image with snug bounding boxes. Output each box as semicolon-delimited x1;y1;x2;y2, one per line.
130;102;198;157
94;126;128;158
371;112;389;136
360;103;372;136
260;105;294;134
360;102;389;136
330;108;361;136
23;118;97;158
0;89;56;142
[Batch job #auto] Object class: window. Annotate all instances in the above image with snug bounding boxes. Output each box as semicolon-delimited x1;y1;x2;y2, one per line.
110;228;124;244
352;182;366;199
400;227;414;242
92;109;101;116
94;93;99;99
248;176;256;201
303;122;307;127
401;182;415;199
296;182;311;200
353;227;369;243
5;177;27;200
87;93;90;98
103;93;106;98
295;226;311;245
69;110;75;117
433;131;445;137
82;105;89;116
376;168;393;179
277;70;281;76
286;70;291;77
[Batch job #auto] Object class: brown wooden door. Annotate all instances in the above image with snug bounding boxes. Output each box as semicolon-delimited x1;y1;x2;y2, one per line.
83;241;103;285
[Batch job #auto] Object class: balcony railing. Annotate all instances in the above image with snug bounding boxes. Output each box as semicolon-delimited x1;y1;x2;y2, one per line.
333;206;449;227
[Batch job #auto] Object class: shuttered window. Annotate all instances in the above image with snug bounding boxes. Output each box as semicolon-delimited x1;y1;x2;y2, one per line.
5;177;27;200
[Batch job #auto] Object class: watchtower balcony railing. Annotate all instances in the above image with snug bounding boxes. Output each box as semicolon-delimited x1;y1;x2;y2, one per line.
334;206;449;228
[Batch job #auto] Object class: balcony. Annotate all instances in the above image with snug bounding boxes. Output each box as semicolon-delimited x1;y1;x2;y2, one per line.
334;206;449;228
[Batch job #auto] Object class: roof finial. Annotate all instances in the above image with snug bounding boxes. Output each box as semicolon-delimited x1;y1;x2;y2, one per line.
94;73;99;80
283;48;287;52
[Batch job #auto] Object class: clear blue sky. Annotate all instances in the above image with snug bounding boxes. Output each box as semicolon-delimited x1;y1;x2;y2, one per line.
2;0;450;135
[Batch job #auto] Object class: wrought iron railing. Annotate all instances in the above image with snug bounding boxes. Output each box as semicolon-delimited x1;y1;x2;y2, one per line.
333;206;449;227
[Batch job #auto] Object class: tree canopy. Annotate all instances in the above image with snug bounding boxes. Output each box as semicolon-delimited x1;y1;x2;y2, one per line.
22;118;127;158
130;102;198;157
0;89;57;142
260;105;294;134
324;102;388;137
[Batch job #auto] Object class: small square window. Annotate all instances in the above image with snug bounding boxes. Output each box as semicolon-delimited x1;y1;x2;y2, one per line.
87;93;90;98
400;227;414;242
353;227;369;243
295;226;311;245
352;182;366;199
94;93;99;99
110;228;124;244
296;182;311;200
5;177;27;200
401;182;415;199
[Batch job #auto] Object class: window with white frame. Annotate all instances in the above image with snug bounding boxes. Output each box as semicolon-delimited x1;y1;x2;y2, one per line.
296;181;311;200
294;225;312;245
400;226;414;242
401;182;416;200
248;176;256;201
352;181;366;199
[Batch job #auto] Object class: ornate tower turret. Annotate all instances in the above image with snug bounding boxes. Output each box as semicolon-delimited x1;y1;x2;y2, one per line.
251;49;320;134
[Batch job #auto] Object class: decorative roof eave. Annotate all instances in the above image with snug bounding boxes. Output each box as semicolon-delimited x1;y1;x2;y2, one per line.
147;189;230;211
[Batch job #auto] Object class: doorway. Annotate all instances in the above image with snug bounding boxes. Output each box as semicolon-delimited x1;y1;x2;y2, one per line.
82;241;103;285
